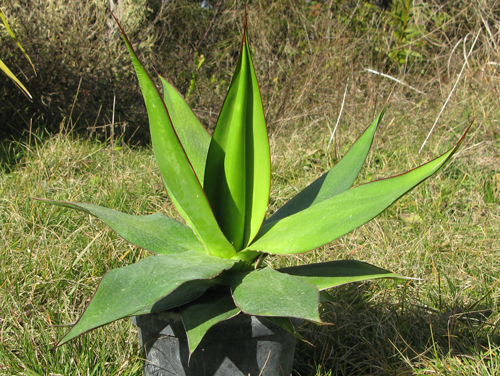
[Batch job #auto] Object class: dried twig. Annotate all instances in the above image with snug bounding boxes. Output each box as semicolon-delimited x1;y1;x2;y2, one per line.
364;68;426;95
419;31;481;153
194;0;224;55
327;81;348;153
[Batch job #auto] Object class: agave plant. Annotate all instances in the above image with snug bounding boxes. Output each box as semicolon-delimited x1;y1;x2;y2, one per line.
38;16;468;355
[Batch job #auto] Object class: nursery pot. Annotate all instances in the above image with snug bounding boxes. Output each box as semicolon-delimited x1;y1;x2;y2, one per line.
132;311;297;376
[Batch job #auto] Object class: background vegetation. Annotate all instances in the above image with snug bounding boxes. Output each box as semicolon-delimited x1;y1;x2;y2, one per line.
1;0;499;375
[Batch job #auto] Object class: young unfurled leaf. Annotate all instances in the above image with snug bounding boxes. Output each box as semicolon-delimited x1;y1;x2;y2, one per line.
204;32;270;251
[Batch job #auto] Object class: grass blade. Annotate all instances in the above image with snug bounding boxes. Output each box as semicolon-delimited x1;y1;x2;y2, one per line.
0;58;32;99
0;9;36;73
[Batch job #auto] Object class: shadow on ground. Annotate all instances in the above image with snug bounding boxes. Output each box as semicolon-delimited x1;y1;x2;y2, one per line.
293;283;499;375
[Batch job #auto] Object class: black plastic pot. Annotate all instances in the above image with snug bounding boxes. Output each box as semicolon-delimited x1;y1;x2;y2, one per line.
132;311;297;376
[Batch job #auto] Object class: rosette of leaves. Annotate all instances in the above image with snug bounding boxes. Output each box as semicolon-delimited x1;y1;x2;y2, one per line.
38;16;468;355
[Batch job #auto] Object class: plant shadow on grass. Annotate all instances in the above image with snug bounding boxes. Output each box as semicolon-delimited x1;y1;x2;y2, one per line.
292;283;499;376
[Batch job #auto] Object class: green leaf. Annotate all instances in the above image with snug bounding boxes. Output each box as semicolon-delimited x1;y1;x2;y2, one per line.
264;316;301;335
279;260;411;290
160;76;211;183
0;9;35;99
267;109;385;223
181;291;240;355
116;19;235;258
35;199;204;255
132;280;215;316
204;31;270;251
0;58;31;99
57;251;236;346
247;136;465;255
228;268;320;322
319;291;334;302
1;10;35;71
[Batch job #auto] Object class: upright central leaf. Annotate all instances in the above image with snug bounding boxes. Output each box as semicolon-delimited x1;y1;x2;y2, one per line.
204;31;270;251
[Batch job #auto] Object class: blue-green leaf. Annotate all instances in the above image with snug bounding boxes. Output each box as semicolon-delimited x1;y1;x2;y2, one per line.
181;291;240;355
56;251;236;346
204;31;270;251
228;268;321;322
35;199;204;255
264;316;301;335
279;260;412;290
132;280;215;316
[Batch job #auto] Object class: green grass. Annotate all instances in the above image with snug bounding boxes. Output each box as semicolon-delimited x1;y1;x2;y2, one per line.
1;85;498;375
